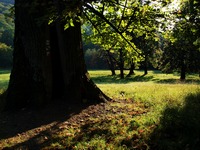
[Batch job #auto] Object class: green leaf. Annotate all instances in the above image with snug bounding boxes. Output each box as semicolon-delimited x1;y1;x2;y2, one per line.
69;18;74;27
64;23;69;30
48;19;53;25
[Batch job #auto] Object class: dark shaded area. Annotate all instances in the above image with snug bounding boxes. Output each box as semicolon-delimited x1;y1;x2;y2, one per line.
0;91;6;111
155;78;200;84
50;25;65;99
149;91;200;150
0;80;8;88
0;101;89;149
84;49;108;70
0;70;10;74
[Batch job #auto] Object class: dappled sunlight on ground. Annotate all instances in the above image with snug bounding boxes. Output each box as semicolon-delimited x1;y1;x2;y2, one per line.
0;99;150;149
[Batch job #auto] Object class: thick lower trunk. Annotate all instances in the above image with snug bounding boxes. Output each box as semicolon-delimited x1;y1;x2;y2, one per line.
81;73;111;103
5;1;49;109
5;1;110;111
55;22;109;103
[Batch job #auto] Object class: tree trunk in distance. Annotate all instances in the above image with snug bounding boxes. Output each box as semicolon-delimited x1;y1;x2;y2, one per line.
143;55;148;75
127;59;135;77
119;49;124;79
106;50;116;76
180;62;186;80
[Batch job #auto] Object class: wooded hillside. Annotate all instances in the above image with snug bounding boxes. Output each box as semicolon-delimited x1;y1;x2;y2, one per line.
0;0;14;68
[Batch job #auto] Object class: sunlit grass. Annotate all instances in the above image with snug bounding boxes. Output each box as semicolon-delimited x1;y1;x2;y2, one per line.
44;70;200;149
90;70;199;114
0;70;200;149
88;70;200;149
89;70;199;84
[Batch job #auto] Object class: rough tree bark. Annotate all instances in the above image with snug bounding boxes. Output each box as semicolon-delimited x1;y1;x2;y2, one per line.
5;0;110;110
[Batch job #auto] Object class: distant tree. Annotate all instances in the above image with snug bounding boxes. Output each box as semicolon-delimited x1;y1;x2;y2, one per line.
131;34;159;75
105;50;117;76
159;0;200;80
84;0;162;78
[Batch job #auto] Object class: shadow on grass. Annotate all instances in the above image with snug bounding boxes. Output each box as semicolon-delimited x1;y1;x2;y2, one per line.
91;74;154;84
149;91;200;150
1;99;149;149
0;80;9;89
0;100;89;149
155;79;200;84
91;74;200;85
0;91;7;112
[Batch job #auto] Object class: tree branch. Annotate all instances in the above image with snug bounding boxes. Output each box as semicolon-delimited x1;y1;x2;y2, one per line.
117;0;128;29
85;3;143;57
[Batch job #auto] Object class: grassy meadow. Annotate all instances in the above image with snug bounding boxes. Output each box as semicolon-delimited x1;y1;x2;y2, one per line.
0;70;200;149
88;70;200;150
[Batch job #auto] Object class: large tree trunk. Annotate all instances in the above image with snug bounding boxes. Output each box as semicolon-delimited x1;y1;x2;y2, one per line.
5;0;49;109
5;0;110;110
